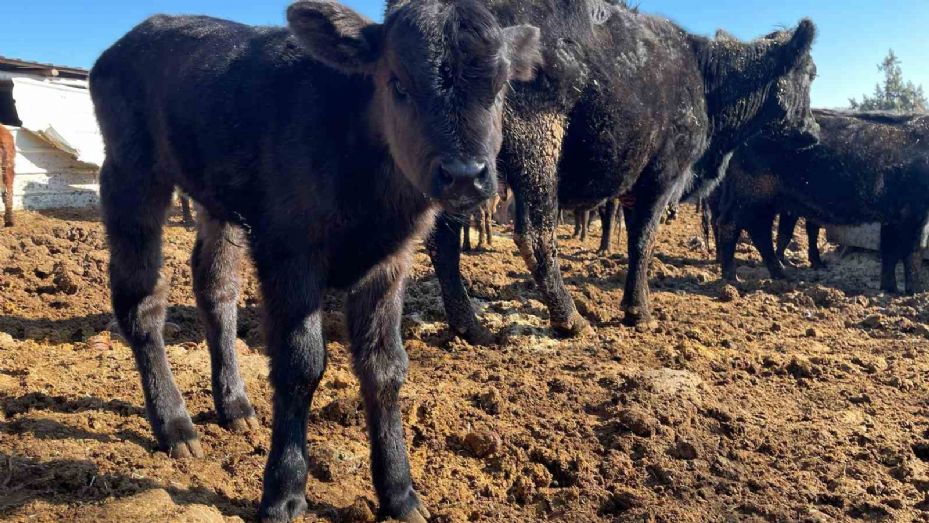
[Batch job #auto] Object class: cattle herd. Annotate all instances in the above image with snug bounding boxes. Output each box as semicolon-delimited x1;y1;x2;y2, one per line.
0;0;902;521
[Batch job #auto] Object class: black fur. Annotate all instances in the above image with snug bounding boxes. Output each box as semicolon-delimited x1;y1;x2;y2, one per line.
710;109;929;293
431;1;818;339
90;1;540;521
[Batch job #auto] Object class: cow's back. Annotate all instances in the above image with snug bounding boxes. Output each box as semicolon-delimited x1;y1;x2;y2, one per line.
90;15;372;224
730;110;929;225
557;6;708;203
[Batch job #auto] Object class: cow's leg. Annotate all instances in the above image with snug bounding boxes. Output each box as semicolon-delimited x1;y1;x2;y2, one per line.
572;211;582;239
1;148;12;227
476;209;486;248
806;221;826;269
180;195;195;226
503;111;587;336
190;211;257;432
715;205;741;282
580;210;590;241
347;259;429;523
896;220;926;295
903;250;925;295
597;199;618;254
101;160;200;458
775;213;800;267
427;214;494;345
255;252;326;522
621;181;675;326
746;210;786;280
1;175;11;227
484;207;494;247
462;216;473;252
699;199;711;253
879;223;901;293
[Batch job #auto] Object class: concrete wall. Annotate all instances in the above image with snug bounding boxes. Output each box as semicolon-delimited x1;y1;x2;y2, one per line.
7;126;99;210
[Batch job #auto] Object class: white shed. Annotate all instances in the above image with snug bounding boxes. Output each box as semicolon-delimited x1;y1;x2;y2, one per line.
1;56;103;211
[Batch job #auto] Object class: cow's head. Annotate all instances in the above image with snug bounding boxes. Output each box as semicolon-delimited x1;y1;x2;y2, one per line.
757;19;820;147
706;19;819;149
288;0;542;213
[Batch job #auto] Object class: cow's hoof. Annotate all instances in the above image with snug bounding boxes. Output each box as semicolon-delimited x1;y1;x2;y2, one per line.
382;491;431;523
260;493;308;523
399;503;431;523
225;415;260;433
457;324;496;346
553;313;593;338
811;261;827;270
169;438;204;459
622;307;655;331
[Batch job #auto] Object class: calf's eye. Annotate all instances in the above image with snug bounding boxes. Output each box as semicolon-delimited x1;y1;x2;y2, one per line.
392;78;408;100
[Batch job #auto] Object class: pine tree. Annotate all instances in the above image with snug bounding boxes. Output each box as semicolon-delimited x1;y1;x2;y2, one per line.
849;50;927;112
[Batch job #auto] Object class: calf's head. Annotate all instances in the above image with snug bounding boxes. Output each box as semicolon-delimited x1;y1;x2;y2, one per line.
706;19;819;149
761;20;820;148
288;0;543;212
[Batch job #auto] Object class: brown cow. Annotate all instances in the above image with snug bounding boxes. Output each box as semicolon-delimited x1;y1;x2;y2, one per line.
1;126;14;227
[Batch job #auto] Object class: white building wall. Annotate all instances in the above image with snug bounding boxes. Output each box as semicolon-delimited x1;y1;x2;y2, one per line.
7;126;99;210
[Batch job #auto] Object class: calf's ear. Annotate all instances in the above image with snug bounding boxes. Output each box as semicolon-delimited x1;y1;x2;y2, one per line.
287;0;383;75
503;25;543;82
783;18;816;67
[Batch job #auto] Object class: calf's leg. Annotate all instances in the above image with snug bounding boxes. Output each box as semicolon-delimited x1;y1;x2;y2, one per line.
101;160;201;458
775;213;800;266
462;216;473;252
1;145;12;227
597;199;618;254
879;223;905;294
255;252;326;522
621;176;677;326
715;207;741;282
745;210;786;279
427;214;495;345
508;112;589;337
191;211;257;431
806;221;826;269
347;259;430;522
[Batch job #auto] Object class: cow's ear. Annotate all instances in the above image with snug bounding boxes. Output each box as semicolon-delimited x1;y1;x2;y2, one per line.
714;29;737;42
287;0;383;75
783;18;816;67
503;25;543;82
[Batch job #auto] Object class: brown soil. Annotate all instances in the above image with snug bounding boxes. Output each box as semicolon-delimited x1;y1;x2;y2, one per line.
2;207;929;523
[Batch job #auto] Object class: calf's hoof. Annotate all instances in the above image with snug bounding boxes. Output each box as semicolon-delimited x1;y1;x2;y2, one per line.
260;492;308;523
622;307;656;331
168;438;204;459
456;323;496;346
552;313;593;338
381;490;431;523
399;502;431;523
218;395;258;431
158;417;203;458
225;415;261;433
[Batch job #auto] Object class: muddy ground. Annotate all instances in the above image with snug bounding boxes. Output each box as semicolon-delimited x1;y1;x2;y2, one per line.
1;207;929;523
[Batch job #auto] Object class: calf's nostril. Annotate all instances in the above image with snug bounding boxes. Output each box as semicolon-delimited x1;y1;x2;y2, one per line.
441;160;487;180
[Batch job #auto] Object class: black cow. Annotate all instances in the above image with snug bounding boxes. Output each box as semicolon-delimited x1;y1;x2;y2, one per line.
711;109;929;294
90;1;542;521
701;198;825;269
430;1;818;342
775;213;825;269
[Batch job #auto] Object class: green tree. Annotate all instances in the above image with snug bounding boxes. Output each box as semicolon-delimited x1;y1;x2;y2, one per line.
849;50;927;112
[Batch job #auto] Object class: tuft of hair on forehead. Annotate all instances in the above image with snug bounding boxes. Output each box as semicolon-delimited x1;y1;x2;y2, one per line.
444;0;505;73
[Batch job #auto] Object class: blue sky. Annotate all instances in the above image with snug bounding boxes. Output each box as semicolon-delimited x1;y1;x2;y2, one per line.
1;1;926;108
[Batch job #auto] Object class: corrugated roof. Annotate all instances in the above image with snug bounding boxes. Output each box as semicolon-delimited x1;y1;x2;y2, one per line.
0;56;88;80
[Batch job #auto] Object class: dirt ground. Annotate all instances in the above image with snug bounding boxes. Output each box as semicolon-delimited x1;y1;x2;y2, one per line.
1;206;929;523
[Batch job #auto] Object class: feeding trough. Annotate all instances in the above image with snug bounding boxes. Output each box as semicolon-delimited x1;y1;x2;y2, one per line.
826;222;929;260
